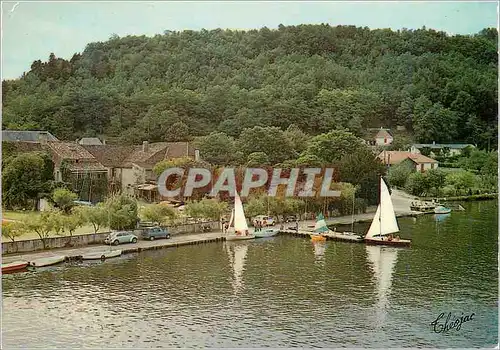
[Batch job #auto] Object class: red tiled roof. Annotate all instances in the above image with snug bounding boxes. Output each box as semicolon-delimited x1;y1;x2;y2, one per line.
377;151;438;165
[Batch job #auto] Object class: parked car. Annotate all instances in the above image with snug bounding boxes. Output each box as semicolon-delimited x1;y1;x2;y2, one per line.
104;231;138;245
141;227;170;241
253;215;275;227
285;215;298;223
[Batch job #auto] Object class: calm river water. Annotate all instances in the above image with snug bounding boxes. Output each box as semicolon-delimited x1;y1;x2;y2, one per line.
2;201;498;348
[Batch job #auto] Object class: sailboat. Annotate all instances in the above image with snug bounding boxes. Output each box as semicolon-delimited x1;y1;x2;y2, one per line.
364;177;411;247
225;242;248;292
365;245;399;326
311;213;327;241
225;192;255;241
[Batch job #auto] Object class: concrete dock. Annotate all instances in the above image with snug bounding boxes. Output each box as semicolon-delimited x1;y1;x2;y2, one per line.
2;189;422;266
2;231;226;265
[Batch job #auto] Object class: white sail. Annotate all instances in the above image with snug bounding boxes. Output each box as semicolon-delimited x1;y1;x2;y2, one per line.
233;192;249;232
228;209;234;228
365;178;399;239
225;243;248;292
366;245;398;325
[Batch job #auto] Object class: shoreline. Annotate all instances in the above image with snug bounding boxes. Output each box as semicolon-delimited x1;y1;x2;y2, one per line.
419;193;498;202
1;211;423;265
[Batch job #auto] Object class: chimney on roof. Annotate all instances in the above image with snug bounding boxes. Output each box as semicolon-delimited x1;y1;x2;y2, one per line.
433;141;436;145
102;139;106;145
142;141;149;152
195;149;200;161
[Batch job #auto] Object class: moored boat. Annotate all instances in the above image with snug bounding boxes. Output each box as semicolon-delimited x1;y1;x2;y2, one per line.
2;261;29;273
310;213;327;242
253;228;279;238
82;250;122;260
434;205;451;214
30;255;66;267
364;177;411;247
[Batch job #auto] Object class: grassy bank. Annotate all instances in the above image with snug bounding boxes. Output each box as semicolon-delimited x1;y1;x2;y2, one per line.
2;211;109;241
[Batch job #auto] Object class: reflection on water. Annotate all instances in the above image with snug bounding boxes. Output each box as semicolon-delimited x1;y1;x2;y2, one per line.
434;213;451;222
312;241;326;263
2;201;498;348
365;245;398;326
224;242;248;293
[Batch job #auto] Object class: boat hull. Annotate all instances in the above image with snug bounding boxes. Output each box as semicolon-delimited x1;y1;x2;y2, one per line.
2;261;29;273
434;208;451;214
226;235;255;241
30;256;66;267
365;237;411;247
254;229;278;238
82;250;122;260
323;232;364;242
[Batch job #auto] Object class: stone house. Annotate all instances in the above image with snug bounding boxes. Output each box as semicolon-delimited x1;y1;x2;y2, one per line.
83;141;198;195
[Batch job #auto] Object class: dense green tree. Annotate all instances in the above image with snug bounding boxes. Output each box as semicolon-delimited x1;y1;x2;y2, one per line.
141;203;177;226
336;146;387;204
104;193;138;230
238;126;296;164
52;188;78;214
246;152;270;167
405;172;430;196
387;162;415;188
445;171;476;195
302;129;366;164
2;152;54;210
194;132;238;165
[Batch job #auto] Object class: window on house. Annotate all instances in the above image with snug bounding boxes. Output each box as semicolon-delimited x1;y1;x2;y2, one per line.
420;164;424;172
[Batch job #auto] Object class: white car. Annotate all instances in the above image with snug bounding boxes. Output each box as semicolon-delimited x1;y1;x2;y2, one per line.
253;215;275;227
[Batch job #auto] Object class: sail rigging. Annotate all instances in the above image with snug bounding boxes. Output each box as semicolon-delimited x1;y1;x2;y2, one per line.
365;178;399;239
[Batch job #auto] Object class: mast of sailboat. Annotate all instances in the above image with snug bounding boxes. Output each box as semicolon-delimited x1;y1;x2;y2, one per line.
351;188;355;233
379;176;382;238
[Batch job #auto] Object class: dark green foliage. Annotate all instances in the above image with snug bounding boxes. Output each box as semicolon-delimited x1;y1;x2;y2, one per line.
1;25;496;150
104;193;138;230
2;152;55;209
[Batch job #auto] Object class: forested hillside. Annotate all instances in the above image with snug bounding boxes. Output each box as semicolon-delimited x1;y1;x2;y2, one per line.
2;25;497;148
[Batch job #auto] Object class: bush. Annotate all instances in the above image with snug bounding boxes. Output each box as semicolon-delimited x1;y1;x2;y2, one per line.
104;194;138;230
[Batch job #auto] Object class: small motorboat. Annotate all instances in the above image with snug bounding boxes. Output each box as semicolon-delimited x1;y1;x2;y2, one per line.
30;255;66;267
434;206;451;214
253;228;279;238
2;261;29;274
82;250;122;261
